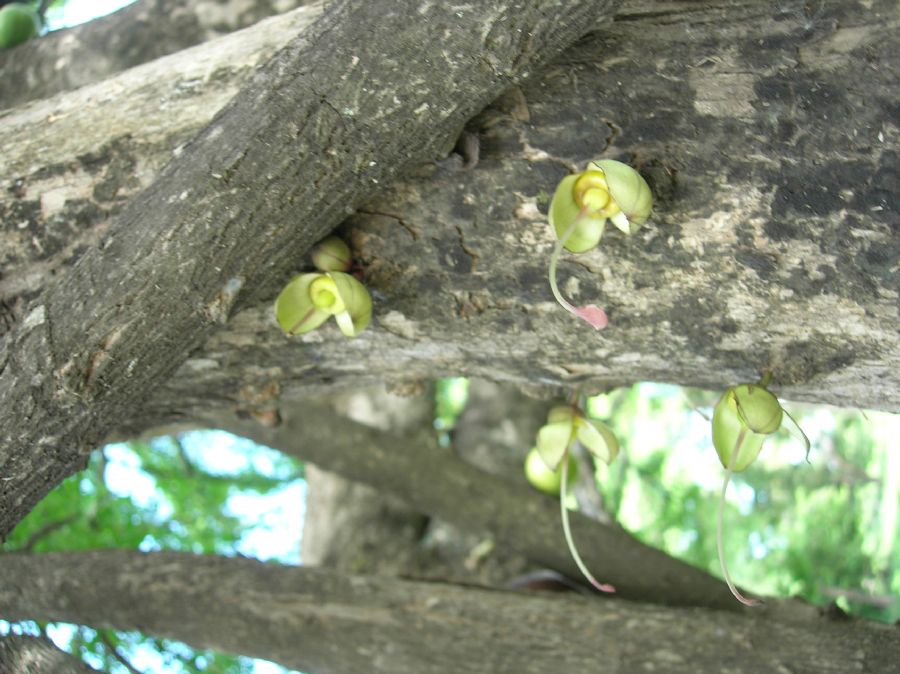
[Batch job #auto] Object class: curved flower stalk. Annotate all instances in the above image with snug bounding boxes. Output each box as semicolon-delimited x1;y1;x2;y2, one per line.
274;236;372;338
712;378;810;606
530;404;620;593
547;160;652;329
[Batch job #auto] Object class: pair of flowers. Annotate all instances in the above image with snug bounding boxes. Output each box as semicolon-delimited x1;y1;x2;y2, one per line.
274;157;652;337
529;381;808;605
274;236;372;338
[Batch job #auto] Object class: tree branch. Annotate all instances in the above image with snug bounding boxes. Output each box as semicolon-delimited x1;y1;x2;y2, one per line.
209;402;742;610
0;0;620;537
3;0;896;436
1;550;897;674
0;0;321;110
0;635;99;674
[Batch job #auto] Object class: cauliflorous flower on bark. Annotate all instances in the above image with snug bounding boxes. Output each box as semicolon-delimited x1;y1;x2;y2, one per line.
274;271;372;338
530;404;620;594
547;160;652;329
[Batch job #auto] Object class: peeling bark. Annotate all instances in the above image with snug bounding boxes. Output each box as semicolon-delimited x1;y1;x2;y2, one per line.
0;0;619;536
1;550;898;674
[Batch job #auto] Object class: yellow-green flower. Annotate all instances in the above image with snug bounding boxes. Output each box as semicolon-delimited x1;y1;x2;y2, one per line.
711;381;809;606
546;160;652;329
549;159;652;253
274;271;372;338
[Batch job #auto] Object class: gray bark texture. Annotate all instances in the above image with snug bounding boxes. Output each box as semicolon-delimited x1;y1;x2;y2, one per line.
0;0;318;110
210;397;743;610
0;0;620;537
1;550;898;674
299;382;565;588
0;0;898;670
0;635;98;674
1;0;896;437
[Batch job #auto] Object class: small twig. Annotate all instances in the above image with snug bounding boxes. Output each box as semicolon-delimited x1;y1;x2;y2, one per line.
170;435;197;477
99;631;144;674
21;515;78;552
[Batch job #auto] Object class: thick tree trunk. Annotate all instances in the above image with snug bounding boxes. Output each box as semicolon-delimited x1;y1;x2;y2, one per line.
2;0;896;434
1;550;898;674
0;0;619;537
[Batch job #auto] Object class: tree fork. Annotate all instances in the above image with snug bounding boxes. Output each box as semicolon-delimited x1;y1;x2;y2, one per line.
0;0;620;537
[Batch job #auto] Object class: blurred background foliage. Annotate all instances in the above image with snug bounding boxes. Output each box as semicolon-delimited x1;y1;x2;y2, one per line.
1;434;304;674
589;383;899;624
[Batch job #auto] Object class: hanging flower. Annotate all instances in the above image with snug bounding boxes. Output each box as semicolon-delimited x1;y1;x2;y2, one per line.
529;404;620;594
547;160;652;329
712;380;810;606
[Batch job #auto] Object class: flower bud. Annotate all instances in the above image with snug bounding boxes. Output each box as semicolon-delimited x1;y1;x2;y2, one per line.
311;236;352;272
0;3;41;50
524;447;578;496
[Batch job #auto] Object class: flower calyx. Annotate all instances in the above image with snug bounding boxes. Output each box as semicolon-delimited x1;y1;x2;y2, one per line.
546;159;652;330
274;236;372;338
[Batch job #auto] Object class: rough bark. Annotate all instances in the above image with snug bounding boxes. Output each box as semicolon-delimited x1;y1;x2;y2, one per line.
301;386;435;578
157;0;900;419
0;0;620;537
0;635;98;674
0;0;319;110
2;0;896;437
301;382;554;588
208;400;742;610
2;550;898;674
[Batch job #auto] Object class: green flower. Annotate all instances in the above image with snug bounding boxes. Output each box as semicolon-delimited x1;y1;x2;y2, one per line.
532;403;619;594
549;160;653;254
274;271;372;338
547;160;652;330
712;380;810;606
